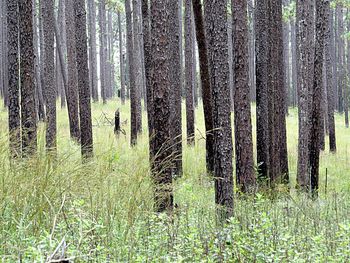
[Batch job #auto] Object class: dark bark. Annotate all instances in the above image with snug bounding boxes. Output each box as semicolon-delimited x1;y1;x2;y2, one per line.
42;0;57;152
169;0;183;176
74;0;94;158
296;0;314;189
88;0;99;102
142;0;154;157
7;0;21;158
115;109;120;135
19;0;37;156
232;0;256;192
255;0;270;180
309;0;328;195
132;0;142;134
65;0;81;142
204;0;234;219
185;0;195;146
192;0;214;174
151;0;173;212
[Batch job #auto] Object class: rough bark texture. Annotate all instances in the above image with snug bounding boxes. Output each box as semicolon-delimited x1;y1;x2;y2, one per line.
125;0;138;145
74;0;93;158
169;0;183;176
19;0;37;156
42;0;57;152
324;5;335;151
232;0;255;193
296;0;314;189
65;0;80;142
151;0;173;212
185;0;195;146
192;0;214;174
142;0;155;158
309;0;328;195
7;0;21;158
132;0;142;134
204;0;234;219
88;0;98;102
255;0;270;180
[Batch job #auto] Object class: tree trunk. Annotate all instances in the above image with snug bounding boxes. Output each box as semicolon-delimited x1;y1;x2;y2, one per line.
118;11;126;104
232;0;256;192
42;0;57;152
7;0;21;158
169;0;183;176
88;0;99;102
185;0;195;146
99;0;107;104
19;0;37;156
309;0;328;195
150;0;173;212
192;0;214;174
204;0;234;219
74;0;94;158
65;0;81;142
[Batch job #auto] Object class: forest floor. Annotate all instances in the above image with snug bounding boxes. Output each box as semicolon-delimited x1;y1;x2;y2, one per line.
1;100;350;262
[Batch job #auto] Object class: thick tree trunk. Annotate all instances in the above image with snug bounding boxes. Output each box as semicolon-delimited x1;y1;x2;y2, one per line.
74;0;94;158
150;0;173;212
192;0;214;174
19;0;37;156
232;0;256;192
7;0;21;158
204;0;234;219
296;0;314;189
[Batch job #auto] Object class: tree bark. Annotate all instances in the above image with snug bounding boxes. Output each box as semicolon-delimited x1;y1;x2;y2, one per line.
19;0;37;156
192;0;214;174
185;0;195;146
118;11;126;104
204;0;234;219
74;0;94;158
7;0;21;158
232;0;256;192
88;0;99;102
151;0;173;212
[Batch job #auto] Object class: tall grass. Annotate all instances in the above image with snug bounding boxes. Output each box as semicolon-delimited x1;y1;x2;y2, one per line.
0;100;350;261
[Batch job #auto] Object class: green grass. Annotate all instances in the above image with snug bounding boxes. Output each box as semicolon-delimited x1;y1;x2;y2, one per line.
0;100;350;262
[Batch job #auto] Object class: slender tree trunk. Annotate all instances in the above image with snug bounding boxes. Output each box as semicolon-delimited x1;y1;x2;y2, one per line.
74;0;94;158
204;0;234;219
65;0;80;142
192;0;214;174
118;11;126;104
169;0;183;176
232;0;256;192
42;0;57;152
88;0;99;102
99;0;107;104
7;0;21;158
256;0;269;180
133;0;142;134
291;18;297;107
309;0;328;195
19;0;37;156
185;0;195;145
